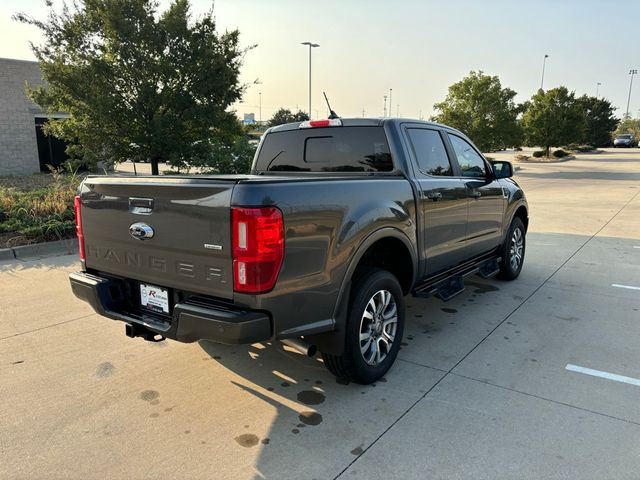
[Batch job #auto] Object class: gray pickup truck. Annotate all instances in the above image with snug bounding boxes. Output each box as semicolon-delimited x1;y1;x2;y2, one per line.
69;118;528;384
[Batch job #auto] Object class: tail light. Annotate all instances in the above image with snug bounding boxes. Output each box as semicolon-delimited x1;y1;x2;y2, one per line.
73;195;86;261
232;207;284;294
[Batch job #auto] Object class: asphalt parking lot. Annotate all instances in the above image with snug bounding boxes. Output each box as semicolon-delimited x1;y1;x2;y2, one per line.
1;148;639;479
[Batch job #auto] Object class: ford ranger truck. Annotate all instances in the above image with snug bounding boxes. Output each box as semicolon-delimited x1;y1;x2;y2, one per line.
69;118;528;384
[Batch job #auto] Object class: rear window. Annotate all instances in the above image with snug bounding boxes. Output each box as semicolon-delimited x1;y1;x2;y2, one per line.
254;126;393;173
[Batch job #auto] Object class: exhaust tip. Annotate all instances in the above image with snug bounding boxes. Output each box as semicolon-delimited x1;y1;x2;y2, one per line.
282;338;317;357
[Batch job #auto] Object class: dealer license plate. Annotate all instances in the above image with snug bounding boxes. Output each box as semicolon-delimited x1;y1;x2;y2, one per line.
140;283;169;314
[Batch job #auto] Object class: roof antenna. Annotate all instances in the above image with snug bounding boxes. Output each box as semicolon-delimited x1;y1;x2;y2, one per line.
323;92;339;119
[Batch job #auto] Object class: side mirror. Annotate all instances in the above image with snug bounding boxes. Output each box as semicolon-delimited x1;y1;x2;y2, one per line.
491;160;513;179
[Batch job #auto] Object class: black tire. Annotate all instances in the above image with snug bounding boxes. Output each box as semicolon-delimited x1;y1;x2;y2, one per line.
497;217;526;280
322;268;405;384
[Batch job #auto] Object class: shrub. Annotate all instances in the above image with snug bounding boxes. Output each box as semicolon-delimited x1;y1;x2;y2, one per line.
0;168;81;247
552;149;569;158
532;150;545;158
514;154;530;162
576;145;595;152
563;143;595;153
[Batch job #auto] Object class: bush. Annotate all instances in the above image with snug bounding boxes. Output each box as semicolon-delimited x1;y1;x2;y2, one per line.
514;154;530;162
576;145;595;152
532;150;545;158
552;149;569;158
0;168;81;247
563;143;595;153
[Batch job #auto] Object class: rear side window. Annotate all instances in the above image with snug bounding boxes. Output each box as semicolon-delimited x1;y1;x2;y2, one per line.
255;126;393;173
406;128;452;176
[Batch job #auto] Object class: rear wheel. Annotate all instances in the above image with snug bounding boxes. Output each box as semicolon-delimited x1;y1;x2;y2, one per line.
498;217;526;280
322;268;405;384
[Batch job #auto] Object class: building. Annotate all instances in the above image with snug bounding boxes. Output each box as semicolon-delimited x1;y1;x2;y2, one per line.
0;58;68;176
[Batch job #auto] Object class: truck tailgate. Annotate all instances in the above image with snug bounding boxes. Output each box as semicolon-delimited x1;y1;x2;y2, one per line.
80;176;238;300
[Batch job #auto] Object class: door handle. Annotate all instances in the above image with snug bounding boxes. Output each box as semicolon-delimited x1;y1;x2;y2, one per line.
424;191;443;201
468;191;482;199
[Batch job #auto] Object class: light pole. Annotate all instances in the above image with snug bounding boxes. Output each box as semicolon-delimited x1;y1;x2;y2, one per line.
540;54;549;90
258;92;262;123
301;42;319;119
626;69;637;119
389;88;393;117
596;82;601;98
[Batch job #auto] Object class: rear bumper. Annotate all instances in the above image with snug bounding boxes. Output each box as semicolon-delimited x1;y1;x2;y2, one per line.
69;271;271;344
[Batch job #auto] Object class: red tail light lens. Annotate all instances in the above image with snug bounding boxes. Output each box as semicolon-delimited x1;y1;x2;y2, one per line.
232;207;284;294
73;195;86;261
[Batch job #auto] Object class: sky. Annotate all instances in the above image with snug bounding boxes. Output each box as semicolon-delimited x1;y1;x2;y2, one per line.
2;0;640;121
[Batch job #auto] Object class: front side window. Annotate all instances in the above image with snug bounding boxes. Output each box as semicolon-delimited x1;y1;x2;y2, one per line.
406;128;452;176
448;134;486;178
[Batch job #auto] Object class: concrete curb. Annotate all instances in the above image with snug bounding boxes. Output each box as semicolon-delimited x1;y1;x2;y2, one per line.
0;248;15;261
0;238;78;262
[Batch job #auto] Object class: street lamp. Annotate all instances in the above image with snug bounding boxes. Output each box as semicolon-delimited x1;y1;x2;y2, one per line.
389;88;393;117
596;82;602;98
300;42;320;119
626;69;637;119
258;92;262;123
540;54;549;90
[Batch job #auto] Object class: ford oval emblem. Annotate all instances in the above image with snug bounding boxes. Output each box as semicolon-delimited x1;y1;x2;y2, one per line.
129;222;154;240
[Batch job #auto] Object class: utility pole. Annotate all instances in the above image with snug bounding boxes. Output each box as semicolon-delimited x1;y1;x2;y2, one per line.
595;82;601;98
540;54;549;90
383;95;387;117
626;69;637;119
300;42;320;119
389;88;393;117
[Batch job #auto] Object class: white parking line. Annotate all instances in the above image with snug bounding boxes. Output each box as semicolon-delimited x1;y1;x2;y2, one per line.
566;364;640;387
611;284;640;291
634;246;640;249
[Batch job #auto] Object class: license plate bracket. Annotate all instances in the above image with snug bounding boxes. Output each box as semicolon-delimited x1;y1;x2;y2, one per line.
139;283;170;314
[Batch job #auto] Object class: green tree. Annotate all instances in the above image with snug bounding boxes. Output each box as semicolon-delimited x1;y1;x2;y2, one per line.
186;134;256;174
575;95;618;146
433;71;523;152
16;0;250;175
614;117;640;139
521;87;583;157
267;108;309;127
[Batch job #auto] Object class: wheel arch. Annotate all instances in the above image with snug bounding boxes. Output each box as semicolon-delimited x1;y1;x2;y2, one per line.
307;227;417;355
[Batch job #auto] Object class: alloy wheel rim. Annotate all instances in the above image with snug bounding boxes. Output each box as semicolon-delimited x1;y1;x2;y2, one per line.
509;227;524;271
359;290;398;366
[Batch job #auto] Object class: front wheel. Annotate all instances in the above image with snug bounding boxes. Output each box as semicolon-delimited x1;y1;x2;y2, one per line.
498;217;526;280
322;268;405;384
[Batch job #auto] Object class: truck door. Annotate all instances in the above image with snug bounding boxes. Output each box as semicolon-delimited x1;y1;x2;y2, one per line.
445;133;505;258
404;127;469;276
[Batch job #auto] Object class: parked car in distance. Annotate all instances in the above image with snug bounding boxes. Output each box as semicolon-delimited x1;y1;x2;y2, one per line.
69;118;528;384
613;134;636;147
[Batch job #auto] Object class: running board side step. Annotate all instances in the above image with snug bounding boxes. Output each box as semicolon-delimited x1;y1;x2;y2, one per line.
412;255;501;301
478;258;500;279
435;276;465;301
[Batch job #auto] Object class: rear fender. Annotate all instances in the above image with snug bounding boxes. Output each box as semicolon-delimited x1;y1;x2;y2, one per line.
307;227;417;355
